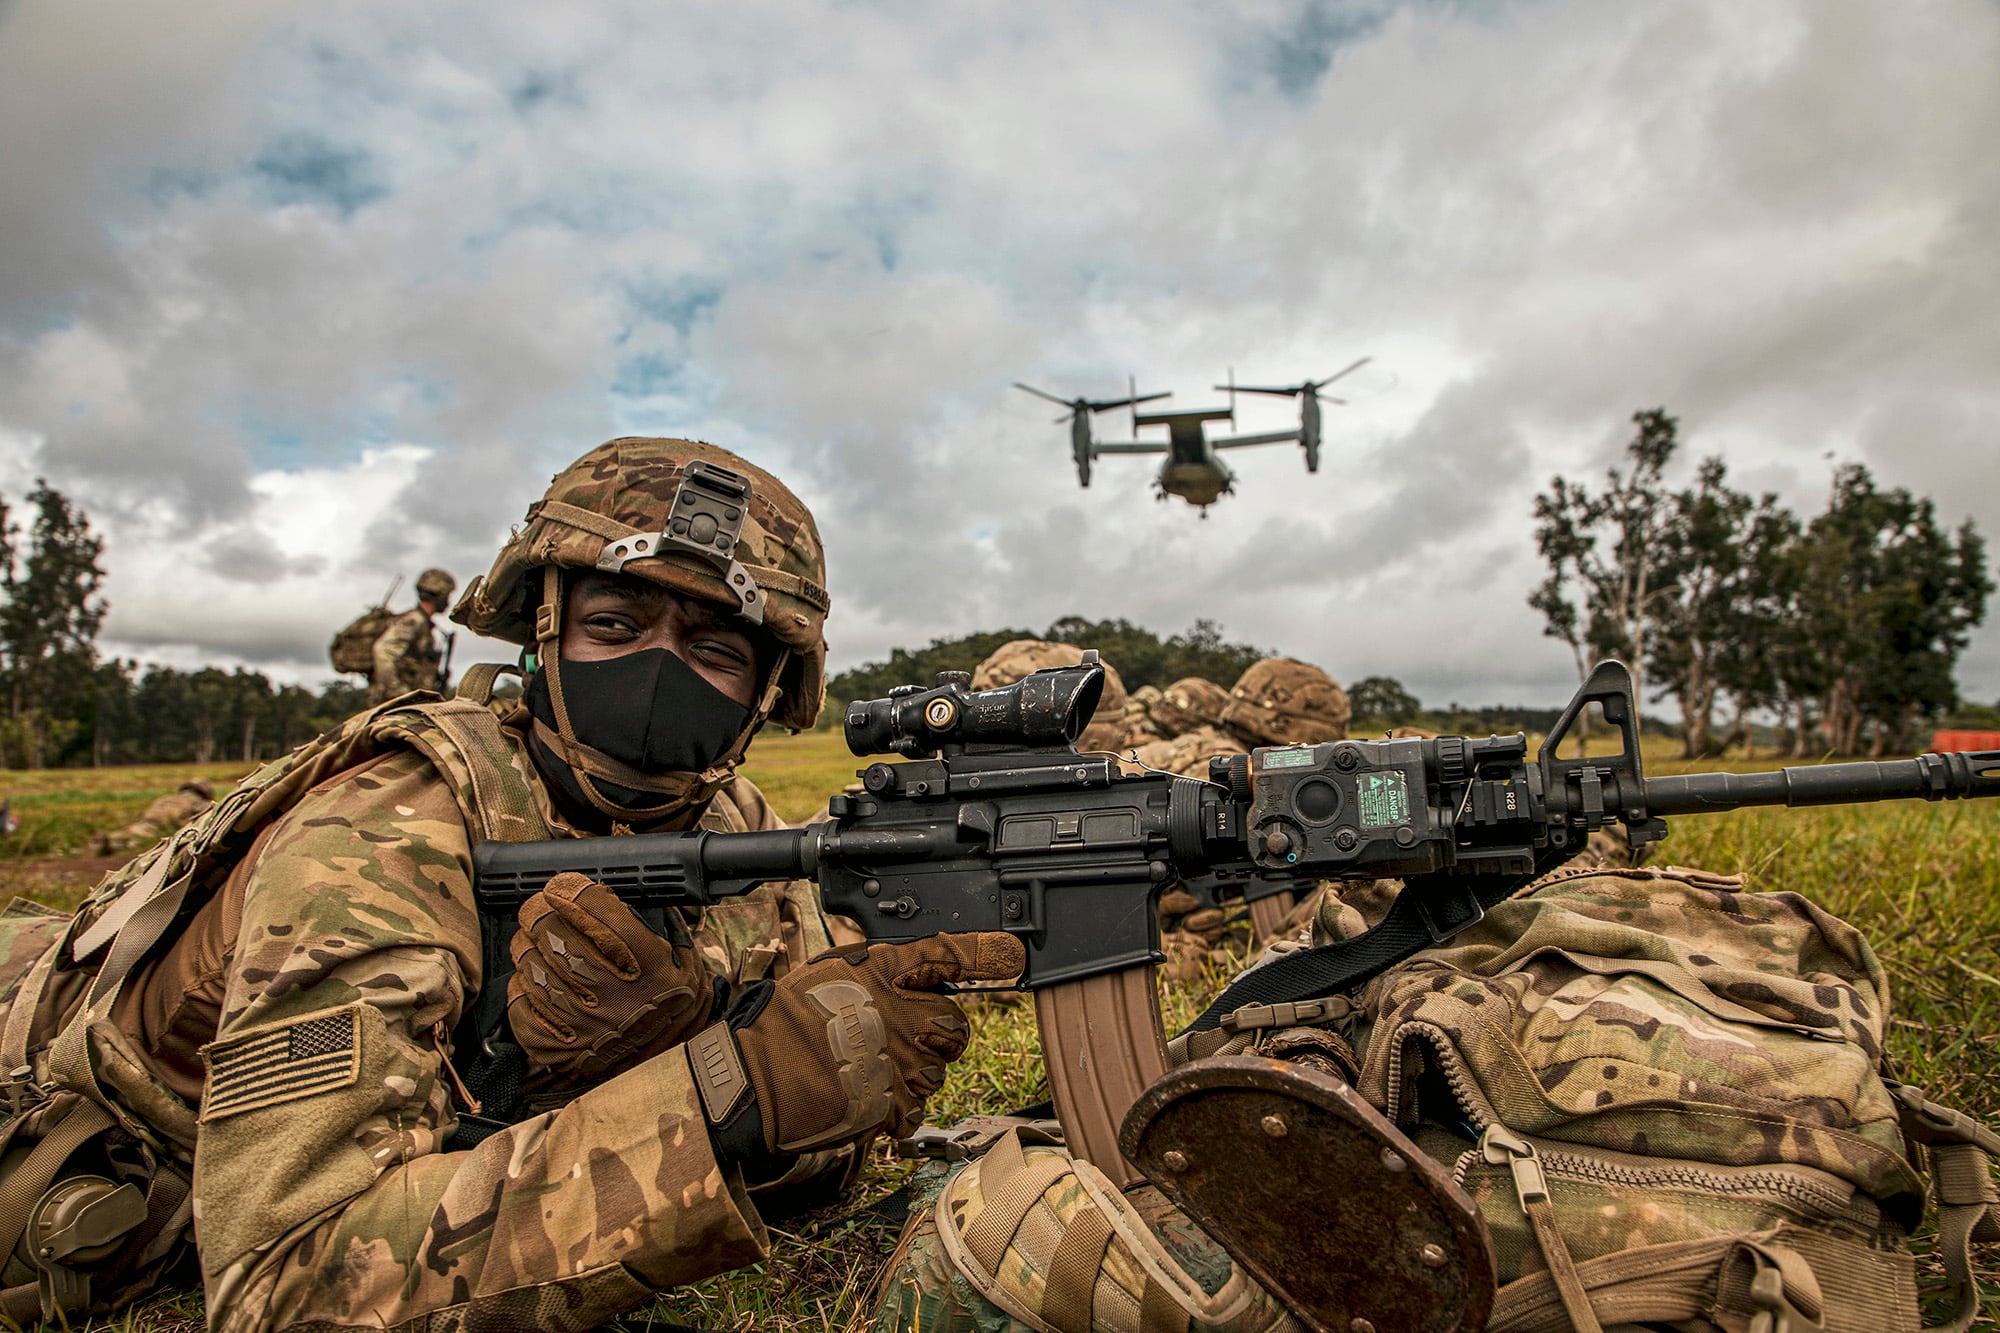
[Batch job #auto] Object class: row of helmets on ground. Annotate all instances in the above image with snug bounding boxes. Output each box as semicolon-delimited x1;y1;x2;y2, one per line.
967;640;1359;769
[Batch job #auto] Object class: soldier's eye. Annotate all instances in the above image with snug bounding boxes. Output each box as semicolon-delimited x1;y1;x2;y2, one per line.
693;639;750;669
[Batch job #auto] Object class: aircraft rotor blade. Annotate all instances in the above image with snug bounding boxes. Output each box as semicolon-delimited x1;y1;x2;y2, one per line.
1014;382;1079;409
1087;391;1170;413
1316;394;1348;407
1220;384;1305;398
1311;357;1373;390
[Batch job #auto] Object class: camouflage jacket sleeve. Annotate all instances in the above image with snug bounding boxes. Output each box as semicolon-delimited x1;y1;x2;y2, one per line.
196;749;768;1333
370;609;431;689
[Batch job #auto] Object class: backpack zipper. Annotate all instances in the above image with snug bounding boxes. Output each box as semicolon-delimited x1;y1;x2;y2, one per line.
1386;1021;1881;1226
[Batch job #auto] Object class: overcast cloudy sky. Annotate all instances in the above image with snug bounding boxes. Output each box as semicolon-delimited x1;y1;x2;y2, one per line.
3;0;1995;713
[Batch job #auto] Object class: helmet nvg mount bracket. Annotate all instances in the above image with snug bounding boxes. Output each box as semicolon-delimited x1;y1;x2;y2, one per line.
594;461;765;626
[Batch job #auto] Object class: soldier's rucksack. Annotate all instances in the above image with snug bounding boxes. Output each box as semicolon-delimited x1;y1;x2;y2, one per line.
1349;865;1998;1333
0;683;548;1322
328;603;397;675
870;866;1999;1333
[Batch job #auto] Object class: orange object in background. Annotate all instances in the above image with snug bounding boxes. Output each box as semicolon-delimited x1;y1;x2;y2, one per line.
1928;730;2000;752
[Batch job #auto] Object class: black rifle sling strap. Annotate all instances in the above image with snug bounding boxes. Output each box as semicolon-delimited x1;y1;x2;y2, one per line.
1185;873;1533;1034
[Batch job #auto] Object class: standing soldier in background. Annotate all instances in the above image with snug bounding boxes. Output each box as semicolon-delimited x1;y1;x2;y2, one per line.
368;566;456;702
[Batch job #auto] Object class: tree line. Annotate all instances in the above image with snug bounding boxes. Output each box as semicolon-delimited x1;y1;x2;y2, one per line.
0;482;370;769
1532;409;1993;757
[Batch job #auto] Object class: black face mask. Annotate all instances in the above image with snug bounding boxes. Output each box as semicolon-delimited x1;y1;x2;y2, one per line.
525;648;751;810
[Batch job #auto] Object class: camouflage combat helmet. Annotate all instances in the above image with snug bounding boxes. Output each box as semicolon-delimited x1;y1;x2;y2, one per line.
1219;657;1351;746
454;437;830;733
178;779;215;801
972;639;1129;750
1120;688;1164;746
415;567;456;602
1130;724;1246;778
1150;676;1232;737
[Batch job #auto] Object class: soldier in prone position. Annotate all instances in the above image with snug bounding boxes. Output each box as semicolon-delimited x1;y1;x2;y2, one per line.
366;566;457;704
0;438;1017;1330
88;780;216;858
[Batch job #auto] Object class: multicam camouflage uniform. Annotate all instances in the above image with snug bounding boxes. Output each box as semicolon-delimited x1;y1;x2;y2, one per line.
872;1133;1302;1333
87;781;215;858
366;569;455;705
971;641;1131;752
1;440;844;1330
200;741;820;1328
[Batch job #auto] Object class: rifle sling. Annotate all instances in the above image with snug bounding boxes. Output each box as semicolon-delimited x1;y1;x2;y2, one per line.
1184;874;1530;1034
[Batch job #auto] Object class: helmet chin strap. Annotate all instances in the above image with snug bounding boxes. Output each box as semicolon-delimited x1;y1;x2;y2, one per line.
533;566;788;826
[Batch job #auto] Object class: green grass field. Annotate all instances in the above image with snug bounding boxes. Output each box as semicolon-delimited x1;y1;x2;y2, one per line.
0;729;1992;1330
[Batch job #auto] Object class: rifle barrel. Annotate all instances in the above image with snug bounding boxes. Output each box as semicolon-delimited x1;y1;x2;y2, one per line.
1643;750;2000;816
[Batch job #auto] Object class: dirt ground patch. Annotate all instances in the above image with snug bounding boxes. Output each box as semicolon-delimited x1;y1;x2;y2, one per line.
0;853;124;912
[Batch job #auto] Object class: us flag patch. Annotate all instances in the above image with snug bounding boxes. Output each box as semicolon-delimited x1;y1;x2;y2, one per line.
203;1009;361;1120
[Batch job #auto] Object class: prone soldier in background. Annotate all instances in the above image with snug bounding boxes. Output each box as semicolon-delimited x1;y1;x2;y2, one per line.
86;780;215;858
366;566;456;703
0;438;1015;1329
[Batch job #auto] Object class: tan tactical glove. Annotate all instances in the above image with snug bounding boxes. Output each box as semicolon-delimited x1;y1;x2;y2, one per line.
507;871;717;1078
695;933;1025;1163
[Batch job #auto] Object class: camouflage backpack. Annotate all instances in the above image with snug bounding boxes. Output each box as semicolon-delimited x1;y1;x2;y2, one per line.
872;867;1998;1333
328;602;397;675
0;680;549;1323
1347;865;1998;1333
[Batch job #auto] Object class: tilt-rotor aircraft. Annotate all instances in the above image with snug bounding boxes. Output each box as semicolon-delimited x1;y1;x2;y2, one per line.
1014;357;1371;514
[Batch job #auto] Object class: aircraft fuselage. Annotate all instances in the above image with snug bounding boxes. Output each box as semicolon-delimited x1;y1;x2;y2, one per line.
1135;407;1236;508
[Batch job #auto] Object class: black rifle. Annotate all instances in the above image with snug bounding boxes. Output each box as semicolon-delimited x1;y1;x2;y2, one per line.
472;656;2000;1179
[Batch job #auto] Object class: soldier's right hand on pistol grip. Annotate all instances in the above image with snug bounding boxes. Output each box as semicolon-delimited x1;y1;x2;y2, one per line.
731;932;1025;1154
507;871;717;1078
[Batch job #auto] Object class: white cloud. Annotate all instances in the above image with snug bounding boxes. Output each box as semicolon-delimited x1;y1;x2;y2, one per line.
2;0;1997;710
28;441;513;682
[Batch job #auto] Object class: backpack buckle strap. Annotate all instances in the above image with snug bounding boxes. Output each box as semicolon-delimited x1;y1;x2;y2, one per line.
1889;1086;1996;1333
1891;1084;2000;1155
1479;1125;1604;1333
0;1066;44;1125
1217;995;1353;1033
1730;1243;1826;1333
894;1115;1063;1163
